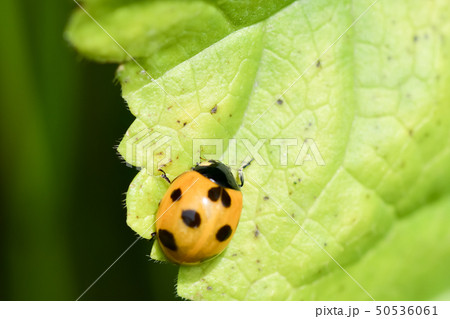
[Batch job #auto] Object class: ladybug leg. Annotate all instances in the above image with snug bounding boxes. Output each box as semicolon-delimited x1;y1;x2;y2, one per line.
237;158;254;187
241;158;254;169
158;169;171;184
238;170;245;187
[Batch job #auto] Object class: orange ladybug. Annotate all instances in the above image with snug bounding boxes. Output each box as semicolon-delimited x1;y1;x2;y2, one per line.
154;159;251;265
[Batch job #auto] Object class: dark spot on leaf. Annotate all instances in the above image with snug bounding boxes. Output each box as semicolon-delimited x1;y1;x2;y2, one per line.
158;230;177;251
183;122;187;127
181;210;201;228
276;99;283;105
413;35;418;42
216;225;232;242
207;286;212;291
254;225;260;238
263;195;269;201
316;59;321;67
210;104;218;114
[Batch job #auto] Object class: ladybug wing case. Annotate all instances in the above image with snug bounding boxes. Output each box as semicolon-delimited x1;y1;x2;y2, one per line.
156;171;242;265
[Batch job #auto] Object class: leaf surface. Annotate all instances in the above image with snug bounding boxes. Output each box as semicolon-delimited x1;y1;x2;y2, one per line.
67;0;450;300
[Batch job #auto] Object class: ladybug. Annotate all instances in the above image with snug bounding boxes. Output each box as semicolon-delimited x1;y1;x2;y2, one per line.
154;159;251;265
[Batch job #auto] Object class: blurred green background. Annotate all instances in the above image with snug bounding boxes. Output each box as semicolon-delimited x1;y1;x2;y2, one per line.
0;0;180;300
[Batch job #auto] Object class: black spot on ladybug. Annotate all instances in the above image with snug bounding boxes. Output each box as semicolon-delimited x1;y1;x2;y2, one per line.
221;189;231;207
208;187;221;201
210;105;218;114
276;99;283;105
181;210;201;228
158;229;177;251
216;225;232;242
170;188;182;202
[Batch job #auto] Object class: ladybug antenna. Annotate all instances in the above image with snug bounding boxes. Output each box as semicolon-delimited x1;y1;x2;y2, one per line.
158;169;171;184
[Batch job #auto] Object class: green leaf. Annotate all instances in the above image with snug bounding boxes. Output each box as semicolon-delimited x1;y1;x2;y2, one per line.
67;0;450;300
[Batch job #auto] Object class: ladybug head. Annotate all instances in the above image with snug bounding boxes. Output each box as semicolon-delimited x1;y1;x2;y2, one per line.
193;160;240;190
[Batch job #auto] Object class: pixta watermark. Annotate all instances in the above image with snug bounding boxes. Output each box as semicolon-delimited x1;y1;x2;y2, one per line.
123;128;325;174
